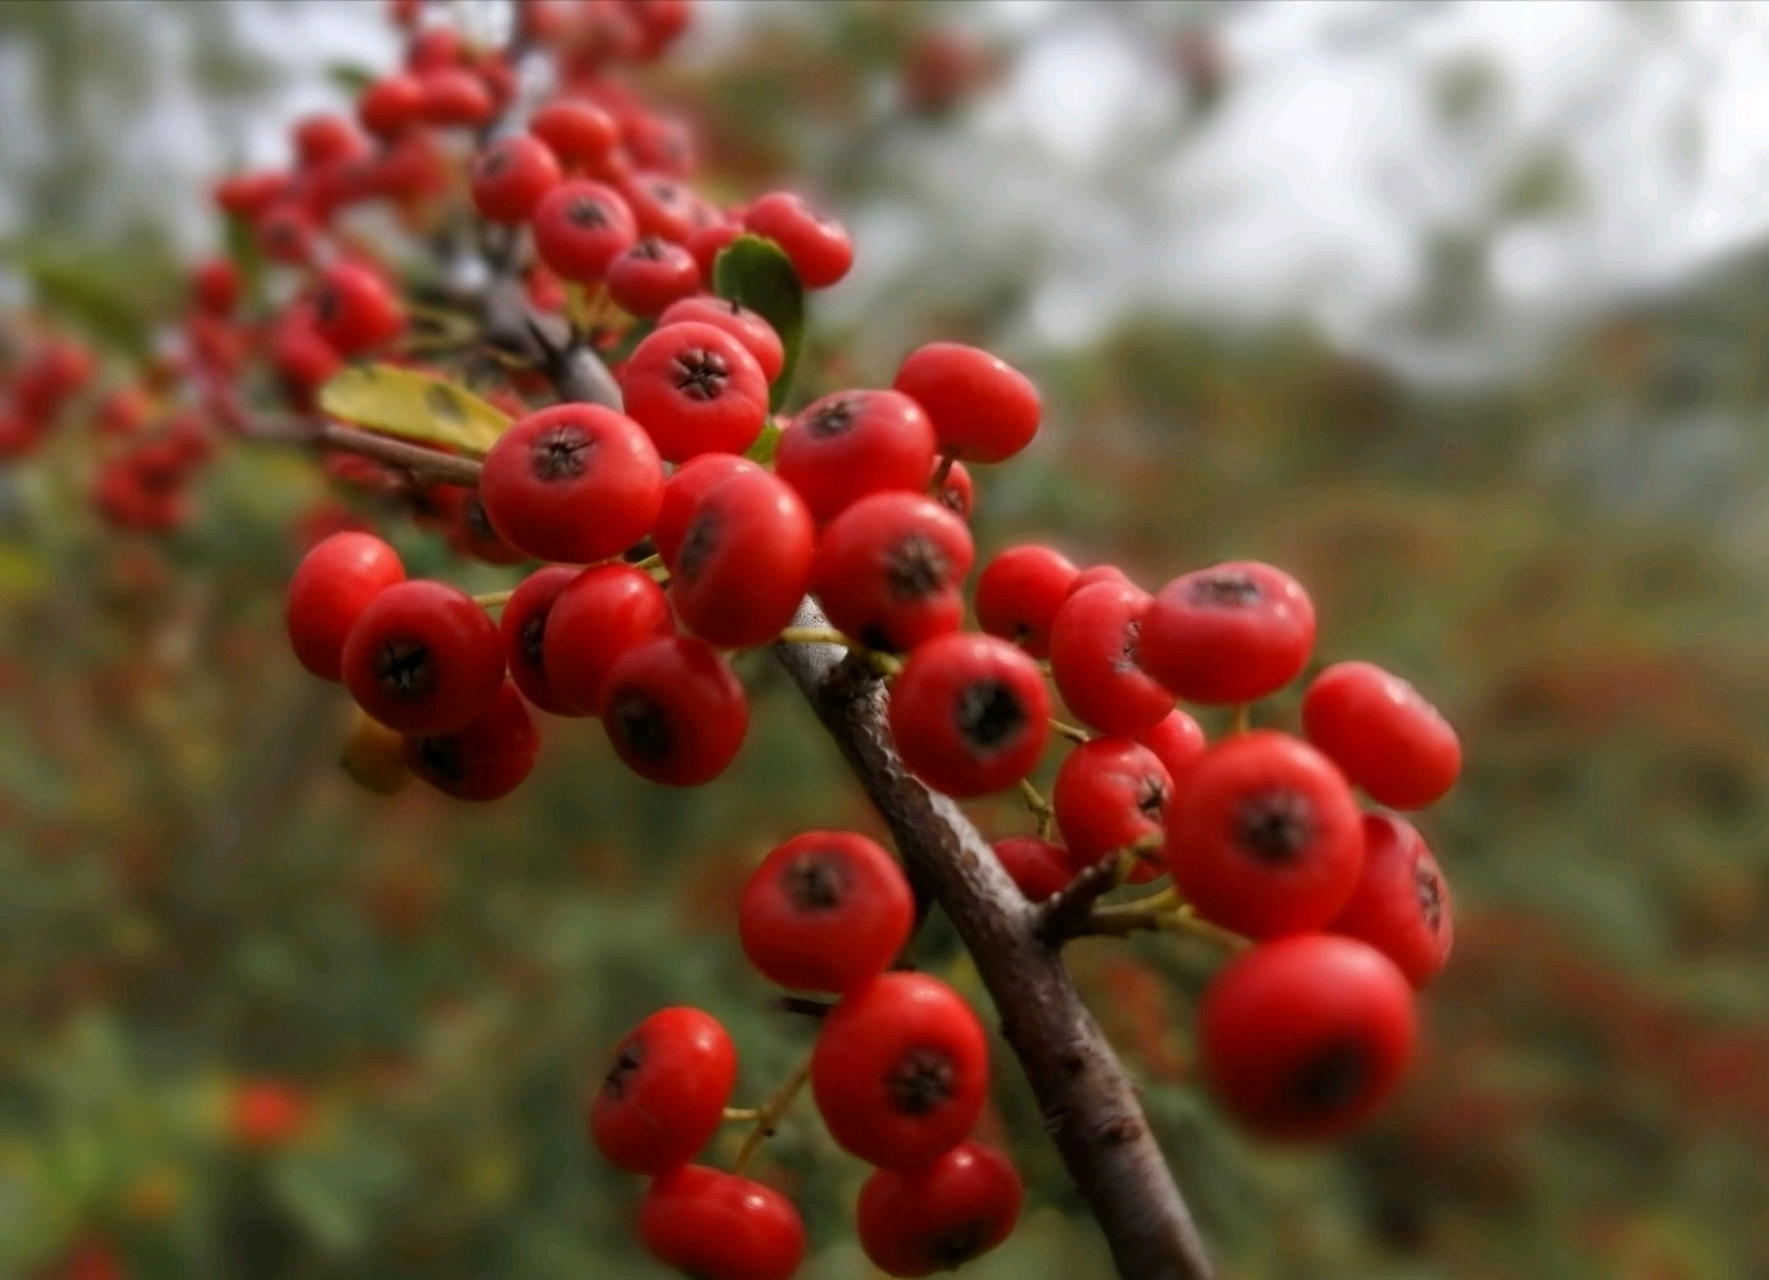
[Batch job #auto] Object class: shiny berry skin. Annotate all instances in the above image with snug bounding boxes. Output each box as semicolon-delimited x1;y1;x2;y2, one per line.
1139;708;1207;784
286;532;405;681
477;403;663;564
313;261;404;356
657;295;785;384
1329;813;1453;988
857;1141;1024;1277
776;390;938;524
1069;563;1131;596
1140;561;1316;705
419;67;495;128
606;236;701;317
214;168;289;219
531;180;638;283
500;566;582;716
1164;731;1364;938
888;632;1050;799
593;1007;737;1174
529;100;620;171
621;171;706;243
931;457;974;518
543;564;673;715
739;832;914;993
652;453;764;565
811;972;989;1170
668;466;814;648
405;25;465;73
894;342;1040;464
1301;661;1461;809
599;635;748;786
620;321;769;462
638;1165;806;1280
1048;580;1173;738
444;487;527;565
743;191;854;288
255;202;317;266
975;544;1078;659
990;836;1075;903
469;134;562;224
358;72;427;137
404;680;539;801
1198;933;1416;1142
341;580;506;735
293;113;365;168
813;492;973;653
687;219;743;278
1052;737;1173;874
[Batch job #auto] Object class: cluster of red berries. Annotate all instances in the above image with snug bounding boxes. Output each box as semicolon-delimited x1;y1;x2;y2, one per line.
589;831;1021;1279
0;330;96;460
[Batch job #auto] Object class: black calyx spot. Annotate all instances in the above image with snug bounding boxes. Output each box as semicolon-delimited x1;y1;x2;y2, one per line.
672;349;730;401
632;235;666;261
519;610;548;672
314;287;339;324
531;423;592;481
602;1039;644;1099
1111;616;1142;675
1293;1041;1369;1114
884;533;950;601
926;1221;989;1270
463;492;499;544
1189;570;1262;608
677;509;719;583
1233;788;1315;863
414;733;465;784
807;397;858;437
479;145;511;176
782;851;850;912
610;690;672;761
374;639;435;700
954;678;1026;755
566;196;608;228
1415;862;1445;932
1137;774;1168;820
887;1047;956;1116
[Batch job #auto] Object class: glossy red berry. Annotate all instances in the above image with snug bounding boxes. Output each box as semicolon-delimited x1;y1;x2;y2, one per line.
776;389;938;524
811;972;989;1170
404;680;539;801
888;632;1049;799
287;532;406;681
443;486;527;565
739;832;914;993
293;113;365;168
499;566;582;716
599;635;748;786
1140;561;1316;705
543;564;673;715
592;1007;737;1174
477;403;663;564
1329;813;1453;988
1052;737;1173;874
990;836;1075;903
530;100;620;172
657;295;785;384
1048;580;1174;737
667;466;814;648
532;180;638;283
341;580;506;735
214;169;289;220
1199;933;1417;1142
687;219;743;278
1139;708;1207;784
358;72;428;137
931;457;974;518
652;453;764;565
620;320;769;462
1301;661;1461;809
621;171;707;243
638;1166;806;1280
406;25;465;74
606;236;701;317
894;342;1040;464
743;191;854;288
975;544;1078;659
813;493;973;653
1068;563;1131;596
255;203;317;266
1164;731;1364;938
857;1141;1024;1277
313;261;404;356
419;67;495;128
469;133;562;224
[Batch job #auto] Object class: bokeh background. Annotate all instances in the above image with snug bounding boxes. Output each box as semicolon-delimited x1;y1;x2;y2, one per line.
3;1;1767;1277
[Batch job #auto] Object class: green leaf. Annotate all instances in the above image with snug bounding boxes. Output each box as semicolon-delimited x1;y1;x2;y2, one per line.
712;235;805;412
318;365;513;457
325;63;378;96
221;213;266;313
744;421;783;465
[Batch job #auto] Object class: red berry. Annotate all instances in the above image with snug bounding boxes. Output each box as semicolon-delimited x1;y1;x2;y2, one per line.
500;566;582;716
293;113;365;168
544;563;674;714
811;972;989;1170
358;72;428;137
1139;561;1316;705
888;632;1049;799
1052;737;1173;875
477;403;663;564
1199;934;1416;1141
930;457;973;518
599;635;748;786
192;258;241;316
776;390;938;524
606;236;702;317
443;486;528;565
255;203;318;266
1069;564;1132;596
813;493;973;653
638;1166;806;1280
313;261;404;356
341;580;506;735
894;342;1040;464
738;832;914;993
1048;580;1173;738
1301;661;1461;809
407;26;466;74
657;295;784;384
1139;708;1207;784
532;180;638;283
667;466;814;648
856;1141;1024;1277
469;134;563;224
652;453;764;565
230;1079;310;1150
530;100;620;171
686;219;743;279
620;320;769;462
287;533;406;682
990;836;1074;903
214;169;289;220
620;171;706;243
420;68;495;128
975;544;1078;659
1164;731;1363;938
744;191;854;288
405;680;539;800
591;1007;737;1174
1329;813;1453;988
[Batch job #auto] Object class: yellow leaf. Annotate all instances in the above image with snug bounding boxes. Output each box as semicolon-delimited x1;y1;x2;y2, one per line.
318;364;511;457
